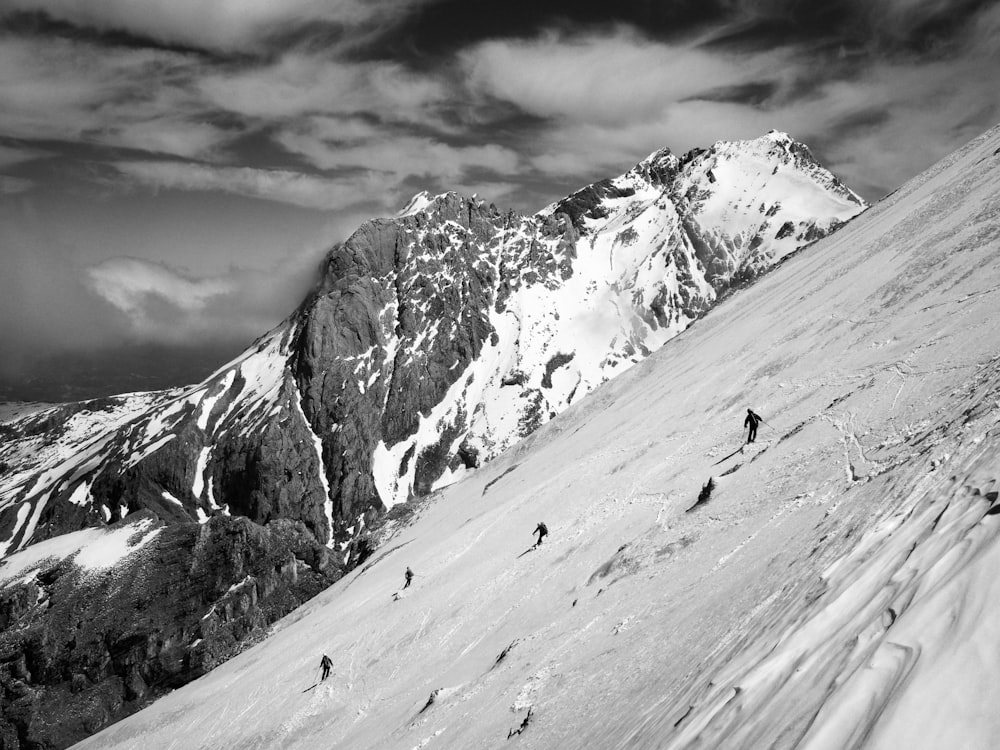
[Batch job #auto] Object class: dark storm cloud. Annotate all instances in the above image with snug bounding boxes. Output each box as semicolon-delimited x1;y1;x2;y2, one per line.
364;0;996;63
368;0;724;64
0;0;424;53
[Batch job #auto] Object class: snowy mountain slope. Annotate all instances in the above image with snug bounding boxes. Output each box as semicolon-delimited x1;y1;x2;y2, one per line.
0;132;864;567
70;125;1000;749
0;324;337;555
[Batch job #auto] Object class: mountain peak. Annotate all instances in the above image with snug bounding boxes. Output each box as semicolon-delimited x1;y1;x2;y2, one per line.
637;146;675;168
397;190;437;217
396;190;491;221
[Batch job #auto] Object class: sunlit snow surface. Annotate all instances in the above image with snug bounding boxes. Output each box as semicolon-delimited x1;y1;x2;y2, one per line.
0;517;160;586
71;126;1000;748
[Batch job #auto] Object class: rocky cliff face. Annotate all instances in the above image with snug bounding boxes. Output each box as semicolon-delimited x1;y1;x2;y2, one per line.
0;513;340;749
0;131;863;747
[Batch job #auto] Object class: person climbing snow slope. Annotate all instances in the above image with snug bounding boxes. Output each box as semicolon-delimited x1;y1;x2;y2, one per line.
533;521;548;547
744;408;763;444
320;654;332;681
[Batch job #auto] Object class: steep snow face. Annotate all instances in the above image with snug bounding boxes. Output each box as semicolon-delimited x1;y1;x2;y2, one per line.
74;124;1000;750
677;131;864;267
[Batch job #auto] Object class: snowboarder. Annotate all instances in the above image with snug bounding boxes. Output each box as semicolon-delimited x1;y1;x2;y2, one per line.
320;653;333;681
533;521;548;547
403;567;414;589
744;408;762;444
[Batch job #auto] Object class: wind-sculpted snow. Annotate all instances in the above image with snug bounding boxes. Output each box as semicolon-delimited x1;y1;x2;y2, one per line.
69;125;1000;749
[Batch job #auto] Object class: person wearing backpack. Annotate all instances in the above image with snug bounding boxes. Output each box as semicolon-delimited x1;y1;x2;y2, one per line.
744;409;763;444
533;521;548;547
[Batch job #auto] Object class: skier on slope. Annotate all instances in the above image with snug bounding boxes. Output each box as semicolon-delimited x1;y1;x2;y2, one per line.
744;408;763;444
320;653;333;681
533;521;548;547
403;567;414;589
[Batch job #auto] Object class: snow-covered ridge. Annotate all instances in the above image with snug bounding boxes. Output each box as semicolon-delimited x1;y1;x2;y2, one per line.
397;190;438;217
369;133;865;506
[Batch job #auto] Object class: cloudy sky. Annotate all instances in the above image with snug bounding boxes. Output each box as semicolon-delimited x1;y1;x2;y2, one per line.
2;0;999;400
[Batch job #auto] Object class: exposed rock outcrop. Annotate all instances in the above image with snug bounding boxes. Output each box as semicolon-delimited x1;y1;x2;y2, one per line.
0;513;341;749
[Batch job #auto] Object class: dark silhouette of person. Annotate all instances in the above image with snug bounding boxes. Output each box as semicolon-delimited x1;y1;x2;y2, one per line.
533;521;548;547
744;409;762;443
403;567;414;588
320;653;333;681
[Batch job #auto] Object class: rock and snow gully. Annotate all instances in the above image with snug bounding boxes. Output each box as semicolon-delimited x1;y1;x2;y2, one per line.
49;125;1000;748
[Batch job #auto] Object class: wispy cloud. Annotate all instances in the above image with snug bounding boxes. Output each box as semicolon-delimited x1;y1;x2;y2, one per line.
0;35;232;159
0;0;429;52
111;160;391;210
0;143;48;168
197;53;450;124
0;212;344;379
86;256;287;345
277;123;521;183
464;29;790;128
0;175;33;193
460;20;1000;197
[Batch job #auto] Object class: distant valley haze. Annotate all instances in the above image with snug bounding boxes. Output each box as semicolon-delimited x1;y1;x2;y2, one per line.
1;0;998;401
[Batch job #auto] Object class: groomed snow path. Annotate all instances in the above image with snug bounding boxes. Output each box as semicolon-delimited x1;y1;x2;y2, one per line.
76;126;1000;750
